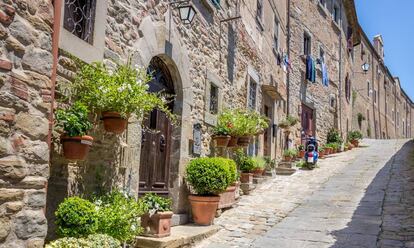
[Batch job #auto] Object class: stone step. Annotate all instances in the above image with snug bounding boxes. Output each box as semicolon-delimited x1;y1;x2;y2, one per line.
253;176;266;184
275;167;296;176
135;224;220;248
278;161;294;168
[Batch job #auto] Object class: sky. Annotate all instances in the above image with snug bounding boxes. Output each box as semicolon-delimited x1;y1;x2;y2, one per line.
355;0;414;101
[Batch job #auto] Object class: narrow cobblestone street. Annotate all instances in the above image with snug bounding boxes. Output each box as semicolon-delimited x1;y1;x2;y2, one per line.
197;139;414;248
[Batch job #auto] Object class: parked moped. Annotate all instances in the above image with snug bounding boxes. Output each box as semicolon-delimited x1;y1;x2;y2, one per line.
304;137;319;169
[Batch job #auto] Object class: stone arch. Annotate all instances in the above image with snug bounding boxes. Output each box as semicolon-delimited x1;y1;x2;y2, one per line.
130;15;193;213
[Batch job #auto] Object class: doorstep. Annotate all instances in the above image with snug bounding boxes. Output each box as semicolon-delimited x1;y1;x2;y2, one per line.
135;224;220;248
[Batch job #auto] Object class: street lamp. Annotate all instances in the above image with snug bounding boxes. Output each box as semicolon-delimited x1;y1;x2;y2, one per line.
170;1;197;25
361;63;370;73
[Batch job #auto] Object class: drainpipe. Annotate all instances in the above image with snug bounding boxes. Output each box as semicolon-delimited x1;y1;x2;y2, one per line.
286;0;291;116
48;0;62;150
338;4;343;137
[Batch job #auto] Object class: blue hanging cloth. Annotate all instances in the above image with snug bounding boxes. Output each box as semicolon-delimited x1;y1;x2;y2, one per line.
322;62;329;87
306;55;316;83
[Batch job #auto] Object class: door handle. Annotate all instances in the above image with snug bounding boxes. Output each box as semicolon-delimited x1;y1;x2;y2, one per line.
160;135;166;152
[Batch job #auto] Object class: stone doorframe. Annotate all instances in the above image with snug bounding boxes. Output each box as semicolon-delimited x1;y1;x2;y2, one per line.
129;15;193;213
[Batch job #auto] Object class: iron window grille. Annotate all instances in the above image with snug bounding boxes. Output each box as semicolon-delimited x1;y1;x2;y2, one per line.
209;83;218;115
63;0;96;44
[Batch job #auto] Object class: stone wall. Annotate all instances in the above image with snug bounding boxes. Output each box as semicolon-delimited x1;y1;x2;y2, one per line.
46;0;288;239
288;0;350;144
0;0;53;247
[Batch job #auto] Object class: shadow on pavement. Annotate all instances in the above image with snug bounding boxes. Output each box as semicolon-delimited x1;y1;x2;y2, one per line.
330;140;414;248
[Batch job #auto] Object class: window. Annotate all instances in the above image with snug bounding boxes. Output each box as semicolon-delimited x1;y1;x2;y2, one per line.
304;33;311;55
256;0;264;30
248;78;257;110
273;16;280;51
374;89;377;103
330;95;336;108
367;81;370;97
345;75;351;102
333;5;340;24
361;43;365;59
209;83;218;114
63;0;97;44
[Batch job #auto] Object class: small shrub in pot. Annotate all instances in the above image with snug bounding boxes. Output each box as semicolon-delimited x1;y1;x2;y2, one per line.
141;193;173;238
185;157;231;225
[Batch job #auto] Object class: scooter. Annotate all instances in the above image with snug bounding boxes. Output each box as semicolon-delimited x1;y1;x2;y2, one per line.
304;137;318;169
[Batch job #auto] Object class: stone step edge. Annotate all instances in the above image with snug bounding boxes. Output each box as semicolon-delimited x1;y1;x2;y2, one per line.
135;224;220;248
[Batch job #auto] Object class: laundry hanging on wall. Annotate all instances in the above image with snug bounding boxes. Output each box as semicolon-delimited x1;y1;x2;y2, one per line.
306;55;316;83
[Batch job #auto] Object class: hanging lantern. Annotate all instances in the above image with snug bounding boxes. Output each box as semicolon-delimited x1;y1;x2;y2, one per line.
178;4;197;24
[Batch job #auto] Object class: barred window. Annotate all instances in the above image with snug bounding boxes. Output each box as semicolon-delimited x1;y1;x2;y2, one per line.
248;78;257;110
64;0;97;44
209;83;218;115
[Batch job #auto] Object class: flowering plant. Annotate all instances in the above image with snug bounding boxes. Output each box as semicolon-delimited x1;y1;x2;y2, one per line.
72;61;175;121
215;109;269;136
141;193;172;216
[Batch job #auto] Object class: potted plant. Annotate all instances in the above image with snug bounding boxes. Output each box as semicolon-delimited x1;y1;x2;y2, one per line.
141;193;173;238
185;157;231;225
298;144;305;158
263;156;276;174
234;149;255;183
218;158;239;209
212;125;231;148
319;147;325;158
278;115;299;130
283;149;297;161
73;62;174;134
251;156;266;177
324;144;333;154
55;102;93;160
236;109;268;147
348;130;363;147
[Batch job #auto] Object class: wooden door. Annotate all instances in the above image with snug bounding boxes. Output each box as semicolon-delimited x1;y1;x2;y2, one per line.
301;104;314;137
139;57;174;195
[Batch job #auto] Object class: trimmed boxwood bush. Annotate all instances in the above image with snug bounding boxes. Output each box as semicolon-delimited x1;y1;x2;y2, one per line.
55;197;98;238
214;157;238;185
186;157;231;195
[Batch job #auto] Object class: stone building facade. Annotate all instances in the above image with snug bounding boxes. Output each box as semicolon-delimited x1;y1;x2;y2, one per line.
352;30;414;140
287;0;360;144
0;0;413;246
0;1;53;247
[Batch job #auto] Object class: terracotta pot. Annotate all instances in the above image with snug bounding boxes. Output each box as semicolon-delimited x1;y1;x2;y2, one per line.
101;112;128;134
61;135;93;160
344;147;349;151
237;136;251;147
351;140;359;147
212;135;231;148
227;136;239;147
283;156;293;162
141;211;173;238
188;195;220;225
299;150;305;158
240;172;253;184
218;185;237;209
252;168;265;177
319;151;325;158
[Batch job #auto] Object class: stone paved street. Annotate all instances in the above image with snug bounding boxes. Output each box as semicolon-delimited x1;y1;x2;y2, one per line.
196;139;414;248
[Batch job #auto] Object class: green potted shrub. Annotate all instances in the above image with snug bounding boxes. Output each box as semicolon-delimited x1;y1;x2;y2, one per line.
236;110;269;147
212;112;233;147
217;158;239;209
185;157;231;225
251;156;266;177
348;130;363;147
324;143;333;154
318;146;325;158
46;234;121;248
298;144;305;158
73;62;174;134
234;149;255;183
55;101;93;160
141;193;173;238
283;149;297;161
55;197;99;238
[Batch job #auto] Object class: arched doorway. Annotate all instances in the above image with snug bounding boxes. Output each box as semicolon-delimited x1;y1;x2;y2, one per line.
139;56;175;195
